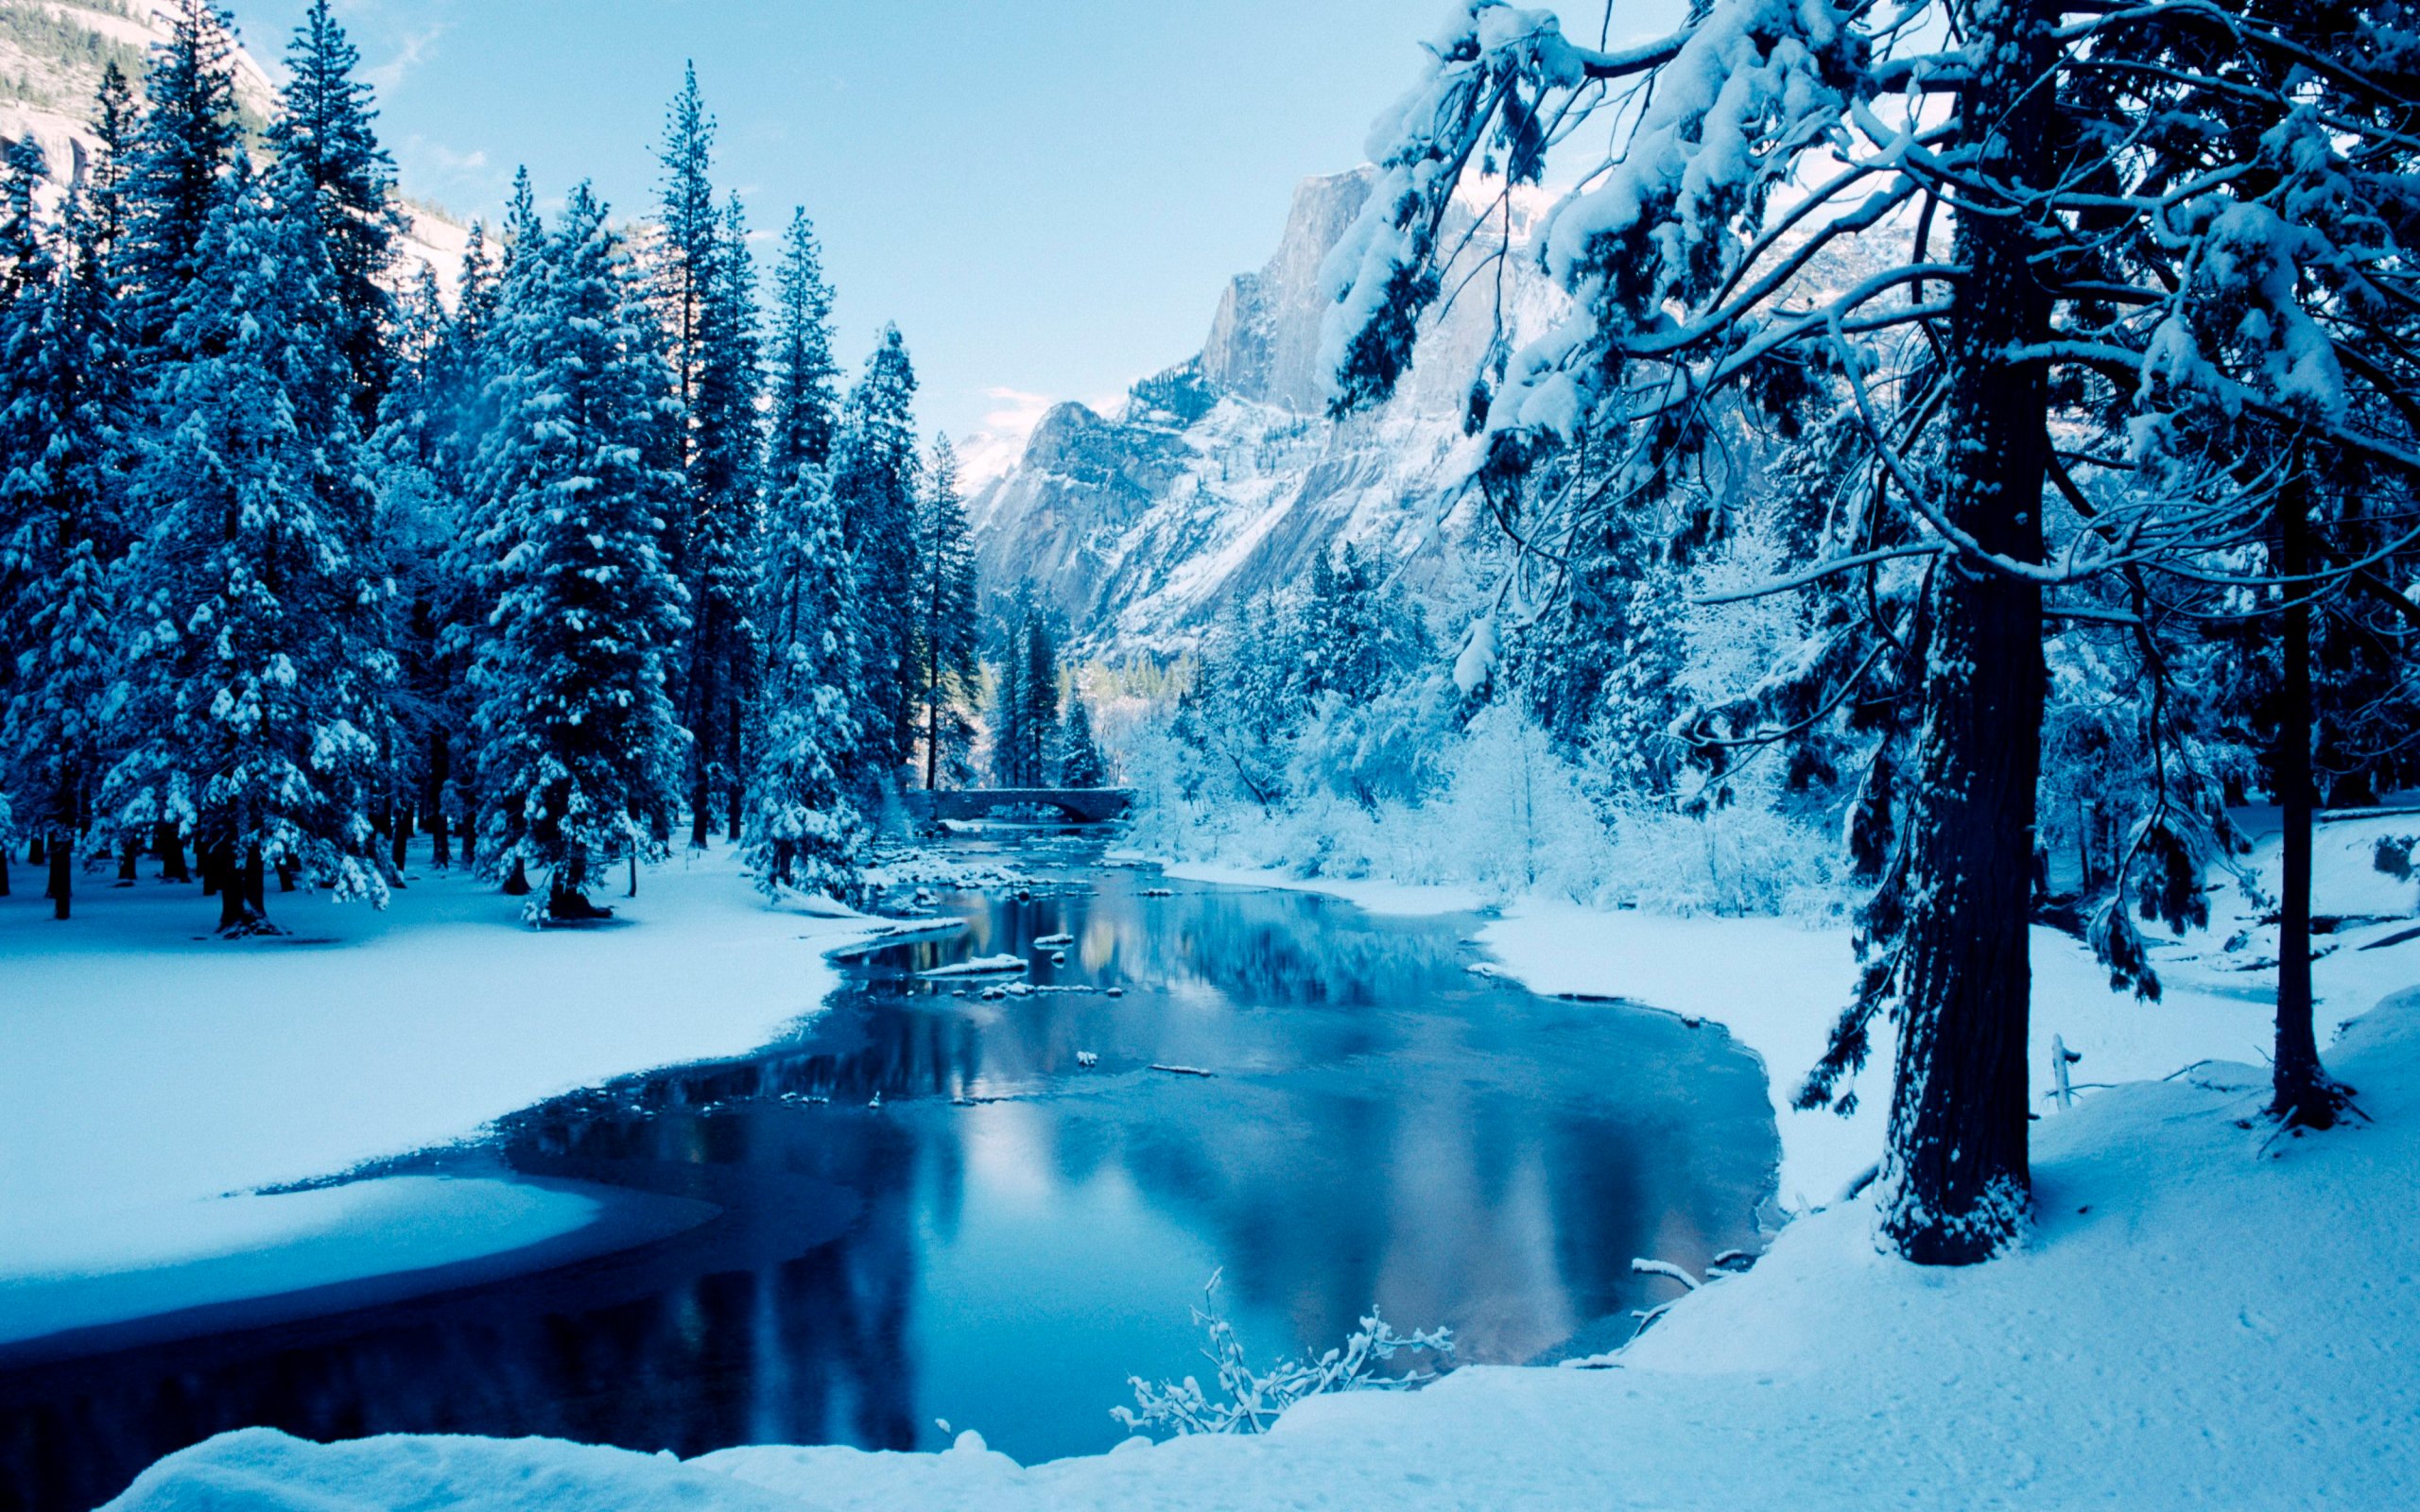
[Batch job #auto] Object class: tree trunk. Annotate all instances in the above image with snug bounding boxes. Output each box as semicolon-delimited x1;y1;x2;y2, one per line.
50;837;71;920
118;837;139;885
426;727;452;868
391;806;410;871
0;842;9;896
2271;472;2337;1127
155;821;190;882
727;705;744;842
1876;0;2052;1265
689;610;717;850
27;835;44;868
246;845;269;917
502;855;531;896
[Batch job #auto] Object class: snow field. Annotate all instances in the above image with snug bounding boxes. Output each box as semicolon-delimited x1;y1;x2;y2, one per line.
0;849;874;1338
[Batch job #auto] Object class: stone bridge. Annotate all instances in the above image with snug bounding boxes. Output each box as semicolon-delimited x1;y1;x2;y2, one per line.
899;788;1133;825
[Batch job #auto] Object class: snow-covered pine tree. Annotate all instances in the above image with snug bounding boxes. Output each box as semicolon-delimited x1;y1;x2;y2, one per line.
104;156;394;933
366;260;465;869
745;459;864;902
653;74;764;847
1061;688;1108;789
831;325;923;776
0;137;47;301
913;436;979;790
113;0;240;353
0;168;132;919
85;61;137;267
268;0;404;426
767;209;840;476
990;587;1032;787
466;182;688;924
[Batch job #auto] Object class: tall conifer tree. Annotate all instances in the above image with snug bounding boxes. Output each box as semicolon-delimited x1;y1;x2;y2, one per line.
913;436;979;789
467;184;687;922
106;157;394;932
831;326;922;776
0;171;131;919
269;0;403;424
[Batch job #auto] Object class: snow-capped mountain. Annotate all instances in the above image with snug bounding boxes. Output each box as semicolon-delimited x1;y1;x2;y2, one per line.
970;167;1560;651
0;0;466;284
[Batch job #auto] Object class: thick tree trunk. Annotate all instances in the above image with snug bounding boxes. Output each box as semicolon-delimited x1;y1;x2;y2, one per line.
502;855;531;896
154;821;190;883
1876;0;2053;1265
245;845;269;917
50;838;71;920
0;843;9;896
2271;473;2337;1126
118;837;138;885
27;835;44;868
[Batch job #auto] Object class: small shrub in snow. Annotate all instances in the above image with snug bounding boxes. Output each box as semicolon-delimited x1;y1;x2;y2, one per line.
1112;1272;1453;1436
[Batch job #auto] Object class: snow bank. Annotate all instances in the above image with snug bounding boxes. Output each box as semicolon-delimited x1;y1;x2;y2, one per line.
1157;860;1484;917
0;1177;610;1345
0;850;873;1338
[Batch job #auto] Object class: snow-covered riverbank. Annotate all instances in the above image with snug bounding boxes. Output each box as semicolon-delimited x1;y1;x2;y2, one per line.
94;815;2420;1508
0;850;873;1345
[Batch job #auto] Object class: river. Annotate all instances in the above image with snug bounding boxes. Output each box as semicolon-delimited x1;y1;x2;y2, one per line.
0;832;1778;1509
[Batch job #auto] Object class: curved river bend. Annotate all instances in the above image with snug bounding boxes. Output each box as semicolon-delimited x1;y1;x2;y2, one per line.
0;836;1777;1508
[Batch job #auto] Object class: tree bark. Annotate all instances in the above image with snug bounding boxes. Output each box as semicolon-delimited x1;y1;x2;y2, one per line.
1877;0;2053;1265
50;836;71;920
118;836;138;885
155;821;189;883
0;842;9;896
2271;470;2337;1126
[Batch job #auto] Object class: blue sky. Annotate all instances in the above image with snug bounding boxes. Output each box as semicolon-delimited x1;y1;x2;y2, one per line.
228;2;1638;473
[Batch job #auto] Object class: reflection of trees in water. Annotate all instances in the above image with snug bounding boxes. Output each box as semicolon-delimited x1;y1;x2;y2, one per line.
0;1105;931;1512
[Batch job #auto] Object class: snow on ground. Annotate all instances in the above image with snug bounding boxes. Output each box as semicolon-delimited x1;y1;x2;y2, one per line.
0;1177;601;1345
78;812;2420;1508
0;848;873;1341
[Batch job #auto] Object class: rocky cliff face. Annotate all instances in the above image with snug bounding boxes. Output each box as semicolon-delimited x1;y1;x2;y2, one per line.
971;168;1557;651
0;1;466;286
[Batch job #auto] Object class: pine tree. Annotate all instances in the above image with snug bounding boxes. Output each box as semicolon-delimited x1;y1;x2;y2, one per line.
653;72;764;847
115;0;240;352
745;460;864;902
1022;611;1062;784
268;0;403;424
767;209;839;476
0;175;131;919
86;61;137;266
467;182;687;922
0;137;48;301
830;325;923;776
1061;688;1108;788
913;436;979;789
104;157;394;933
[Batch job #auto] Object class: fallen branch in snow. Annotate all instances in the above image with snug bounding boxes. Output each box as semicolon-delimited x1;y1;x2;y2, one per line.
1150;1063;1216;1078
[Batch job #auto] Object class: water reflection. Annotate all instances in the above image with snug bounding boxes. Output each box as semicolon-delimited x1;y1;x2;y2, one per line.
0;852;1777;1510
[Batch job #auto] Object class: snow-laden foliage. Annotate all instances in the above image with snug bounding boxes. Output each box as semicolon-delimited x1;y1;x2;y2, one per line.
1112;1272;1453;1438
464;184;687;921
744;461;865;904
105;155;395;929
